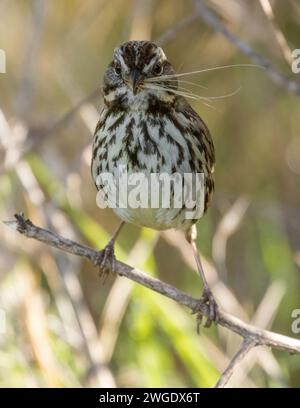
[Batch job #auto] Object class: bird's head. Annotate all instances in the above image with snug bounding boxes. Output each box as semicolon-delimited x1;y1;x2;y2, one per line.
103;40;177;108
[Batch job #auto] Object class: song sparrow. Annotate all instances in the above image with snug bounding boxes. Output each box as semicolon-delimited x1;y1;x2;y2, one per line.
91;41;217;326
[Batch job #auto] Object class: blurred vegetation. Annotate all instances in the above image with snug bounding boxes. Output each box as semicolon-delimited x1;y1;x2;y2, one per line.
0;0;300;387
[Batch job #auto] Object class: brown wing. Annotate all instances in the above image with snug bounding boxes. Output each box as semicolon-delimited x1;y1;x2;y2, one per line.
176;97;215;212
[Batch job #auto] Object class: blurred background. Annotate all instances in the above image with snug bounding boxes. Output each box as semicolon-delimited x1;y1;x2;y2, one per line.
0;0;300;388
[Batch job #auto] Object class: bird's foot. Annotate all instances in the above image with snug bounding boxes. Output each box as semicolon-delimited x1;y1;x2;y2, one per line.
93;240;116;281
193;287;219;332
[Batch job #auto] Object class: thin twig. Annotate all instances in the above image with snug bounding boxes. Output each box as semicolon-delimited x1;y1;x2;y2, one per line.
259;0;292;65
214;338;256;388
29;88;100;149
156;14;198;46
16;0;46;121
194;0;300;97
212;196;250;278
4;213;300;358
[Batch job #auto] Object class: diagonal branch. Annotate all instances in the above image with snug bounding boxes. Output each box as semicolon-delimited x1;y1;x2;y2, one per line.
214;337;257;388
28;88;100;150
259;0;292;65
156;14;198;46
194;0;300;97
4;213;300;360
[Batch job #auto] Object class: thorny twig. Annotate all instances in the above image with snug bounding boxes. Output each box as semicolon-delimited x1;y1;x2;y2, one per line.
4;213;300;387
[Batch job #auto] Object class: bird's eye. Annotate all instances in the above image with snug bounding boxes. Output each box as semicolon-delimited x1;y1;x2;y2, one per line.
153;63;163;75
114;62;122;75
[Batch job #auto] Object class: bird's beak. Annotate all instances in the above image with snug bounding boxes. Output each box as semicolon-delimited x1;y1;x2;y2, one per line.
130;69;143;95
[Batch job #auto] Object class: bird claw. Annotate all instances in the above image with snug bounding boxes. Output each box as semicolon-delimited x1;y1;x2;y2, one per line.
194;288;219;333
93;241;116;281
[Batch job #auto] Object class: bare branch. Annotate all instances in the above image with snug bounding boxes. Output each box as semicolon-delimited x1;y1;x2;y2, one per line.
156;14;198;46
214;338;256;388
4;213;300;360
259;0;292;65
16;0;46;121
212;196;250;277
29;88;100;149
194;0;300;97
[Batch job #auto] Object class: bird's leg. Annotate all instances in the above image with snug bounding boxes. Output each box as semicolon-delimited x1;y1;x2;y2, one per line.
93;221;125;279
186;225;219;330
